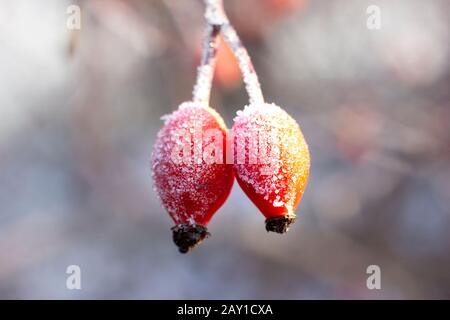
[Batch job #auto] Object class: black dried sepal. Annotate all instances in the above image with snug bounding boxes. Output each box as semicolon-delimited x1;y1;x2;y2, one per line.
265;215;296;234
171;224;210;253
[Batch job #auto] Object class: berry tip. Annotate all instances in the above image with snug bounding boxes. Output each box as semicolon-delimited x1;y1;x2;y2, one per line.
265;215;296;234
171;224;210;253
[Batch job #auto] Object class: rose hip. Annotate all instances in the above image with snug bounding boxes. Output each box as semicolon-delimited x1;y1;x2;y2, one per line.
232;103;310;233
152;102;234;252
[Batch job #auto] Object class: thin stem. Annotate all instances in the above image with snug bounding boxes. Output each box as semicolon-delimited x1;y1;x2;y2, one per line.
192;24;221;104
221;22;265;104
193;0;265;105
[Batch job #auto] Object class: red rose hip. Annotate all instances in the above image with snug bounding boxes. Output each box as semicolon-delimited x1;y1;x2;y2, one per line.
152;102;234;253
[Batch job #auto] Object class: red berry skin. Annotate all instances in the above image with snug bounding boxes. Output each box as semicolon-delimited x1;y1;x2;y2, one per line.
151;102;234;227
232;103;310;232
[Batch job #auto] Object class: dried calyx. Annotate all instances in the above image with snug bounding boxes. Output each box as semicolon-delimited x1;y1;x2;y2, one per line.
265;216;296;234
172;224;211;253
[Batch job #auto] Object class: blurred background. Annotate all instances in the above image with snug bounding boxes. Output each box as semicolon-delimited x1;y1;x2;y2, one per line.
1;0;450;299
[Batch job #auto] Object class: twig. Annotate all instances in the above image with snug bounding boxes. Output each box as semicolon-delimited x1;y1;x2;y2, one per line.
193;0;265;105
221;22;265;105
192;24;221;104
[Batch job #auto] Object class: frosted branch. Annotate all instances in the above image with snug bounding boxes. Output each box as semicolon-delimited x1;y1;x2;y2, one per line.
221;23;265;104
192;0;265;105
192;24;221;104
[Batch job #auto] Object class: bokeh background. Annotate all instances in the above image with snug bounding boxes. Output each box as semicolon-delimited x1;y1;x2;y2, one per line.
1;0;450;299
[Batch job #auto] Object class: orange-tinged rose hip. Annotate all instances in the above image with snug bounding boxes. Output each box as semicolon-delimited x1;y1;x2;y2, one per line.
232;103;310;233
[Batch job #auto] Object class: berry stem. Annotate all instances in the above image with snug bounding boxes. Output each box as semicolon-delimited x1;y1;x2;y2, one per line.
194;0;265;105
192;23;221;104
221;23;265;105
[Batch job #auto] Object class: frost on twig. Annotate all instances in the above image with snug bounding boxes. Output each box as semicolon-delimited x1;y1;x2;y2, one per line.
192;0;265;105
221;23;264;104
192;24;221;104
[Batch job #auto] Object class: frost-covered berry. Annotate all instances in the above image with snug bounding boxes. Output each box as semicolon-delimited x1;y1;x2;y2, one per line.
232;103;310;233
152;102;234;253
